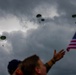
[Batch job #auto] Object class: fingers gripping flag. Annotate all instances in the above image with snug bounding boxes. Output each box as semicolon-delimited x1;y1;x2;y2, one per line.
67;32;76;51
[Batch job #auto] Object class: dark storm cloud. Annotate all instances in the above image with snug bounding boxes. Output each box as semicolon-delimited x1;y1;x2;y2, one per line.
0;0;76;75
0;27;76;75
57;0;76;26
0;0;76;27
0;30;54;75
0;0;47;18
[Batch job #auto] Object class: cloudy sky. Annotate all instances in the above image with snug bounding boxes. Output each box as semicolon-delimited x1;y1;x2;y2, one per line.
0;0;76;75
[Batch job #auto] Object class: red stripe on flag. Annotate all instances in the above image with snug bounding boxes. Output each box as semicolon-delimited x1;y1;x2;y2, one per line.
71;40;76;42
69;44;76;46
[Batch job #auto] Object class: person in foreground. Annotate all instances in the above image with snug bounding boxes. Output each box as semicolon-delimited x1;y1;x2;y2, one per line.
12;49;65;75
7;49;65;75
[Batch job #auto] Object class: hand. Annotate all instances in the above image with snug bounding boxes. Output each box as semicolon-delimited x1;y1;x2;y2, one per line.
53;49;65;62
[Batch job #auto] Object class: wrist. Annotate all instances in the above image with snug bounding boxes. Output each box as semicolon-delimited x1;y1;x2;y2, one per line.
51;58;56;64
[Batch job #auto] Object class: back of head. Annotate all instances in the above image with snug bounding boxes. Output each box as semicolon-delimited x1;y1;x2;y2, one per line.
21;54;39;75
7;59;21;75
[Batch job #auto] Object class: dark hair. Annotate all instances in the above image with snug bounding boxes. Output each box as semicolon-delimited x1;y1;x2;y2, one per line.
21;54;40;75
7;59;21;75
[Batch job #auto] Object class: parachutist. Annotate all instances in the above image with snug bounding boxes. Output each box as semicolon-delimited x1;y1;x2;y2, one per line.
41;18;45;21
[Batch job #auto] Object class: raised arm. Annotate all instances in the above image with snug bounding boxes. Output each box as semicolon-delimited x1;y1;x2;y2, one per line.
45;49;65;73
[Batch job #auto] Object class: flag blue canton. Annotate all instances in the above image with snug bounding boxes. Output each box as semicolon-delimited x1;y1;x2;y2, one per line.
72;32;76;39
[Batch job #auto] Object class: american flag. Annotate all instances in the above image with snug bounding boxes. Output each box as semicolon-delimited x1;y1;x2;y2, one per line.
67;32;76;51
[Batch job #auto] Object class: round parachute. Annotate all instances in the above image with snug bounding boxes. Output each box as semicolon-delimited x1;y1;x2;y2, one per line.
72;14;76;18
36;14;42;18
0;36;6;40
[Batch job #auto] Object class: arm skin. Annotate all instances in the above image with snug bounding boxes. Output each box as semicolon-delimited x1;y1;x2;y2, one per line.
45;49;65;73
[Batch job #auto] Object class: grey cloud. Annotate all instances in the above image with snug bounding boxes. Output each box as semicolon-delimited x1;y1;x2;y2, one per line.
56;0;76;25
0;0;47;17
0;28;76;75
0;0;76;75
0;0;76;28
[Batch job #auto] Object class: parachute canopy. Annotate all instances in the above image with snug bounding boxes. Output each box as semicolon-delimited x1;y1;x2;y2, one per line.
72;14;76;18
36;14;42;18
0;36;6;40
